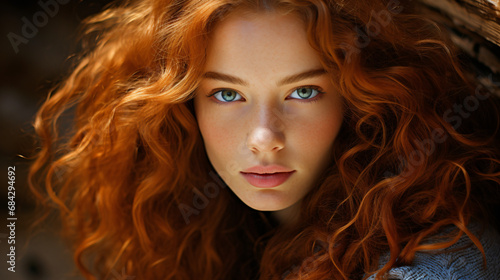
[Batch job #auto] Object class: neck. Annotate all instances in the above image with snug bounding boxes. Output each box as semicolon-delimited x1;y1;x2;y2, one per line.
272;200;301;226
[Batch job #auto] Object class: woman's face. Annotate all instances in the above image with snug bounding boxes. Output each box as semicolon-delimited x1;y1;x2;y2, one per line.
194;10;343;218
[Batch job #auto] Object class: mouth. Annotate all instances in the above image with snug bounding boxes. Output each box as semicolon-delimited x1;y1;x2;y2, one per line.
240;171;295;188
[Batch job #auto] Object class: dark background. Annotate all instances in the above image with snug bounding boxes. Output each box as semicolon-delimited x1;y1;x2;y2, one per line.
1;1;113;279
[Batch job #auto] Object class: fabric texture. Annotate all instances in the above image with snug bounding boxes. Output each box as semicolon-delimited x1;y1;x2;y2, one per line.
367;224;500;280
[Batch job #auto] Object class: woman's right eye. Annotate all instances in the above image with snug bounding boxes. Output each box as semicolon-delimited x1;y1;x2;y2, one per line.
211;89;243;102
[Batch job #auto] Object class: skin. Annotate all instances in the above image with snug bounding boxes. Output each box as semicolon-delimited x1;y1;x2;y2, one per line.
194;10;344;224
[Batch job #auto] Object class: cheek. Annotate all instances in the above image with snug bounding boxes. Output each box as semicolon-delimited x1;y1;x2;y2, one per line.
284;86;343;141
203;124;234;155
197;112;248;188
294;106;343;153
315;112;343;145
196;106;240;163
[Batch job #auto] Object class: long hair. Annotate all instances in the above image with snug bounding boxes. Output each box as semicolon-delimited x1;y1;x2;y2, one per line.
29;0;500;279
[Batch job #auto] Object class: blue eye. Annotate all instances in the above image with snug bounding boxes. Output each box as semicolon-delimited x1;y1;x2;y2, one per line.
289;87;322;100
212;89;243;102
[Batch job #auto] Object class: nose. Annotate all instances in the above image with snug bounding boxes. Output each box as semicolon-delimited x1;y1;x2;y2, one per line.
246;107;285;153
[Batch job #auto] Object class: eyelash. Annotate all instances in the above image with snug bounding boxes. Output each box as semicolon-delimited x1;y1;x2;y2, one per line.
206;86;325;104
287;85;325;103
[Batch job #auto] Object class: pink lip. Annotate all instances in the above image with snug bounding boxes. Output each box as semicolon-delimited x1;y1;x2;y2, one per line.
241;165;295;188
241;172;295;188
242;165;294;174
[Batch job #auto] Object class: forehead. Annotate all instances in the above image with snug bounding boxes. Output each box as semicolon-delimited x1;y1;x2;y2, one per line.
204;10;323;76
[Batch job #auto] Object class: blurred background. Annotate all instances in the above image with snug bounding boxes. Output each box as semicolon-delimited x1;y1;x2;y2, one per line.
1;1;113;279
0;0;499;280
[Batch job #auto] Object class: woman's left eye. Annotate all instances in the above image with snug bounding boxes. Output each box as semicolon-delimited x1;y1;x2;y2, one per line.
288;87;322;100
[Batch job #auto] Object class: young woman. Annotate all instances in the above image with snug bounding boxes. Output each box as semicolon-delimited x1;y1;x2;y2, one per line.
29;0;500;279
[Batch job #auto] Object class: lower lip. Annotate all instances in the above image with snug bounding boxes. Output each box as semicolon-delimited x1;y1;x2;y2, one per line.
240;171;295;188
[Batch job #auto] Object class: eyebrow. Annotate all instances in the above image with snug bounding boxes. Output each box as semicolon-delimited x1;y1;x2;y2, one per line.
277;68;327;86
202;71;248;86
202;68;327;87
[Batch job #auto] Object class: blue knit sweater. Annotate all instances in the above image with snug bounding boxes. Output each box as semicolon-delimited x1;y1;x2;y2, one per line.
367;224;500;279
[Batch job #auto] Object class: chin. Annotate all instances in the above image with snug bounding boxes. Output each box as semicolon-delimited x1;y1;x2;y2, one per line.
241;191;299;212
247;204;287;211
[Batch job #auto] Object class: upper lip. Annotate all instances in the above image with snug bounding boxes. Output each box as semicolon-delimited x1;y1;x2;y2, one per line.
241;165;295;174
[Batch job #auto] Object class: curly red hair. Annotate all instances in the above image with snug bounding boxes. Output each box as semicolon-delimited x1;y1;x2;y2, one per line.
29;0;500;279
